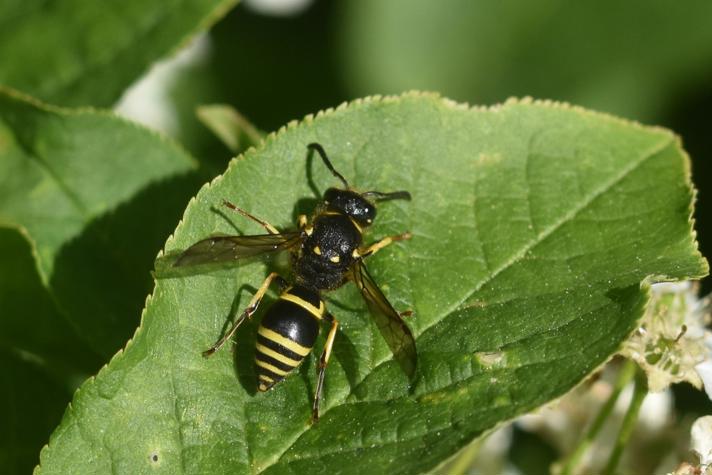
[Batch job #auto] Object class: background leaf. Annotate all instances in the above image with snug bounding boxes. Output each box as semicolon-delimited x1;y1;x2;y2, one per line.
0;227;99;377
338;0;712;122
0;87;198;358
196;104;264;153
35;94;707;474
0;0;238;107
0;349;69;475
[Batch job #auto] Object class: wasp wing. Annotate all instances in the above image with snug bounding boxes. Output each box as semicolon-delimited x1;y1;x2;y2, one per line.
174;231;302;267
352;259;417;378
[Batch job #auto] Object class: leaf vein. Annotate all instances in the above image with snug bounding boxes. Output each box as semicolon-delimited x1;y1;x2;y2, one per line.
418;135;674;340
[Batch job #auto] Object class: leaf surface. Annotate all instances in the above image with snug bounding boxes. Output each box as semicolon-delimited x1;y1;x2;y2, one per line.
339;0;712;121
0;88;198;357
36;94;707;474
0;227;100;375
0;0;238;107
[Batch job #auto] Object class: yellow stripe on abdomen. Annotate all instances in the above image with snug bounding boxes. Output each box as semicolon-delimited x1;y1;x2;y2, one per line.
279;293;325;320
257;326;312;356
256;342;302;367
255;359;289;376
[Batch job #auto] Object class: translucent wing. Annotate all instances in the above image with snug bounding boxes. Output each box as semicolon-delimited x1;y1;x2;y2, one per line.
174;232;302;267
352;259;417;378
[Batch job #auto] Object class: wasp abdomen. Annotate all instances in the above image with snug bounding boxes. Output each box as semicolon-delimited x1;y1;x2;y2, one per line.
255;286;324;392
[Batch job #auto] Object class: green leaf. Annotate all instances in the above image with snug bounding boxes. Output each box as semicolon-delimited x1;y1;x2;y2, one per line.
0;87;198;358
0;227;101;377
196;104;264;153
36;94;707;474
339;0;712;121
0;0;238;107
0;349;69;475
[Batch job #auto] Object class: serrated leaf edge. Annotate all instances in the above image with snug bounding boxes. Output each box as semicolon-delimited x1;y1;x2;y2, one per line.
34;91;709;474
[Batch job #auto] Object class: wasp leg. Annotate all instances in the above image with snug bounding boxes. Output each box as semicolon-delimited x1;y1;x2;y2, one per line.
222;200;280;234
203;272;281;357
312;313;339;423
358;232;412;258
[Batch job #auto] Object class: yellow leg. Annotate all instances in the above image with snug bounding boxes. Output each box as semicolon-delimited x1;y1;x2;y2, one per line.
203;272;280;357
358;232;412;258
311;313;339;423
223;200;279;234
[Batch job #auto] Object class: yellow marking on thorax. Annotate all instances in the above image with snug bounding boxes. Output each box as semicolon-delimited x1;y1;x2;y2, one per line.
329;255;340;263
280;292;325;320
257;327;312;356
313;245;322;255
256;359;288;376
256;342;301;367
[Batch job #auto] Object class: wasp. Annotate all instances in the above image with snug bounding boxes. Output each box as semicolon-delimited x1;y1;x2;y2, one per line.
175;143;416;421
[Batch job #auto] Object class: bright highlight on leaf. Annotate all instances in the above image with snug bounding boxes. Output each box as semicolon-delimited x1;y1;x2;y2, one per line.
35;94;707;475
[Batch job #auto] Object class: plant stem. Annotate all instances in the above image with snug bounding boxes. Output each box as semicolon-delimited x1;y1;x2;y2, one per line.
446;437;484;475
602;365;648;475
560;359;637;475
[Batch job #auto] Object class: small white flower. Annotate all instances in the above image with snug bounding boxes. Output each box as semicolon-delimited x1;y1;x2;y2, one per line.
622;282;711;392
691;416;712;468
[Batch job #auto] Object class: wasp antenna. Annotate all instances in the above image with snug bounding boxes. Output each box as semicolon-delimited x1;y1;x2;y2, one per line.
307;143;349;189
362;190;412;202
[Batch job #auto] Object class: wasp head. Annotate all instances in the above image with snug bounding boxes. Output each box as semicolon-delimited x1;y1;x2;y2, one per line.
323;188;376;226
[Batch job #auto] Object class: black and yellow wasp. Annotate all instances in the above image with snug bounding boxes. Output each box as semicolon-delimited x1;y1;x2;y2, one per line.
175;143;416;421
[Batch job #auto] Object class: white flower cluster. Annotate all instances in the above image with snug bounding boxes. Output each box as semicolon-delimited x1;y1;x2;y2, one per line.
622;282;711;393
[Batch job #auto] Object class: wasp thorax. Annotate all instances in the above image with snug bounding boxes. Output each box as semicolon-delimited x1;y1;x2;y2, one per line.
323;188;376;226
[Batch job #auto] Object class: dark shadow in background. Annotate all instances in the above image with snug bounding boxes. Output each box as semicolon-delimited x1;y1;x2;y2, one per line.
664;77;712;294
211;1;346;133
508;425;558;475
49;171;204;358
0;228;102;376
165;0;347;172
0;348;70;475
